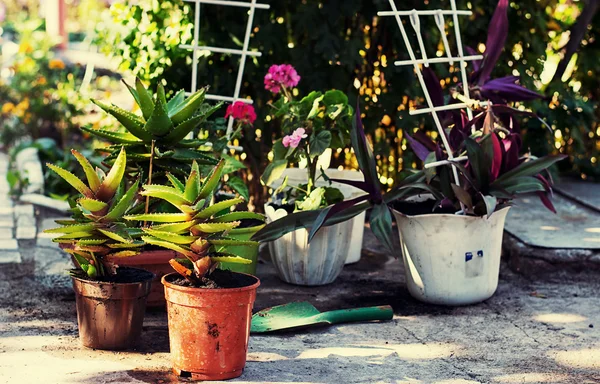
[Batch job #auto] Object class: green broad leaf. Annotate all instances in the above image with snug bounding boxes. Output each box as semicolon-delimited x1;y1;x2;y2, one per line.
167;89;186;111
298;91;322;117
46;163;94;198
465;137;489;191
91;99;152;141
142;229;196;244
492;155;567;185
272;139;287;160
323;187;344;205
323;89;348;106
95;148;127;201
144;96;173;136
78;198;108;213
424;152;438;183
198;160;226;199
261;160;287;186
369;203;395;254
481;194;498;218
81;126;142;144
307;94;325;119
169;87;208;124
124;212;190;222
141;236;196;257
71;150;101;192
193;221;240;233
167;173;185;192
135;77;154;120
97;228;132;243
222;154;246;174
103;179;140;221
45;223;97;234
151;221;197;233
194;198;244;220
490;176;547;196
211;255;252;265
226;175;250;200
212;211;265;223
298;188;326;211
451;184;473;212
309;131;332;157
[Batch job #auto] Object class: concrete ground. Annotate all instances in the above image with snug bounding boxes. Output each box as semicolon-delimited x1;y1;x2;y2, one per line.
1;219;600;384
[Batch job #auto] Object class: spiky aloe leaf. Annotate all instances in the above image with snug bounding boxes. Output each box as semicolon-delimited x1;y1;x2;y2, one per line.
125;228;145;237
103;179;140;221
78;198;108;213
143;229;196;244
179;139;209;148
167;89;186;110
169;86;208;124
98;228;132;243
194;198;244;220
54;219;78;225
198;160;226;199
135;77;154;120
122;79;141;110
91;99;152;141
193;221;240;233
76;238;108;245
53;231;96;240
162;113;206;145
144;96;173;136
81;126;142;144
180;205;197;214
107;241;145;249
209;239;259;247
46;163;94;198
211;255;252;265
140;189;190;208
151;221;197;233
143;184;185;194
124;213;190;222
96;148;127;201
108;250;140;258
71;150;101;192
212;212;265;223
170;149;216;163
166;173;185;193
76;245;109;253
141;236;197;258
157;83;168;107
184;170;199;202
45;223;97;234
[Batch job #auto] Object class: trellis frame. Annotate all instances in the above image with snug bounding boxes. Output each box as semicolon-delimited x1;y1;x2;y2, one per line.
378;0;485;188
181;0;270;150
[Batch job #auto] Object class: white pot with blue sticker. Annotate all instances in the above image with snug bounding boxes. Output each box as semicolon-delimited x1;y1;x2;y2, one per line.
392;207;511;306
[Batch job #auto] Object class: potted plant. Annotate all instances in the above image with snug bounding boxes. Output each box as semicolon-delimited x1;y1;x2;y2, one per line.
260;64;365;285
44;148;154;350
124;160;261;381
85;79;252;305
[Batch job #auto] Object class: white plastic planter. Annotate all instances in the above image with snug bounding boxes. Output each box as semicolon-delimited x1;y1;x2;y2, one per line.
265;204;355;286
392;207;511;306
271;168;366;264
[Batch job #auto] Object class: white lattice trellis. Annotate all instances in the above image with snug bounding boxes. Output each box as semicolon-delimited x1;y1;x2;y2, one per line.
181;0;270;150
378;0;487;189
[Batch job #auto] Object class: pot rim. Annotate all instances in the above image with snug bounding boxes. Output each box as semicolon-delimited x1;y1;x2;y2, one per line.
70;267;155;286
391;205;511;220
161;272;260;293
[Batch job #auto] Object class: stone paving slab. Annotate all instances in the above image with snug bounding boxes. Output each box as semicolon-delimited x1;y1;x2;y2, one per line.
556;179;600;212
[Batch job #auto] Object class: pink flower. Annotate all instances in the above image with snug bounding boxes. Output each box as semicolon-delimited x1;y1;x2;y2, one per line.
282;128;308;148
225;101;257;125
264;64;301;94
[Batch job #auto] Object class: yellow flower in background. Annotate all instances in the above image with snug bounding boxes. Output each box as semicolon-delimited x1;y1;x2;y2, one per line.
37;76;47;86
18;42;33;54
48;59;65;70
1;103;15;114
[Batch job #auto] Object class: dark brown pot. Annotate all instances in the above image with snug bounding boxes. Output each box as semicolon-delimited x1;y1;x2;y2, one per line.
71;267;153;350
162;272;260;380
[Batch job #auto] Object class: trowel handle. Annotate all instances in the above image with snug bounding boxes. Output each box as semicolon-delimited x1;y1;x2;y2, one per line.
322;305;394;325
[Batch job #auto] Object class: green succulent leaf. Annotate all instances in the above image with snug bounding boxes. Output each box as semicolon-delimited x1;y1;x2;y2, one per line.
140;188;190;209
169;86;208;124
141;236;196;258
124;213;190;222
135;77;154;120
212;211;265;223
166;173;185;193
96;148;127;201
211;255;252;265
167;89;186;111
193;221;240;233
97;228;132;243
71;150;101;192
107;241;144;249
103;179;140;221
53;231;96;240
151;221;197;233
78;198;108;213
45;223;97;234
81;126;142;144
198;160;226;199
144;96;173;136
143;229;196;244
47;163;94;198
194;198;244;220
91;99;152;141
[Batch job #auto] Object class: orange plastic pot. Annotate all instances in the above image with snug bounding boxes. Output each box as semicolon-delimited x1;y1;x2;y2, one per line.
161;273;260;381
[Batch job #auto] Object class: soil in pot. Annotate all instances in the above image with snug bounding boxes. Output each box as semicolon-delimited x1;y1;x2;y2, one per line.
392;199;456;216
72;267;153;350
162;271;260;381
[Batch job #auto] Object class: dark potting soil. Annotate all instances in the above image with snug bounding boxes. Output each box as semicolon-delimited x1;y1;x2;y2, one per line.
71;267;154;284
392;199;457;216
166;269;257;289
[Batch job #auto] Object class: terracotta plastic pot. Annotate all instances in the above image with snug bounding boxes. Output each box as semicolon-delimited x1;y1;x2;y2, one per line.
392;207;511;306
218;224;265;275
71;267;153;350
162;272;260;381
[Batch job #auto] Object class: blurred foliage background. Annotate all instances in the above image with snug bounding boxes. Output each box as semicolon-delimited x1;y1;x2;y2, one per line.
1;0;599;204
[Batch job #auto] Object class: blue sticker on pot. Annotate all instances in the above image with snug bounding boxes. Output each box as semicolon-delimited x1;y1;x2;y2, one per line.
477;250;483;258
465;252;473;262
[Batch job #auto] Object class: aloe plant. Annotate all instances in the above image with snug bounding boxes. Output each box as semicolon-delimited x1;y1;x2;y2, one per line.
85;78;221;181
44;148;143;278
125;160;265;285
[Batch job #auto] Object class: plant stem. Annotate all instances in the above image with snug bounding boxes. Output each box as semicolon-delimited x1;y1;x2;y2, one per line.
144;140;156;226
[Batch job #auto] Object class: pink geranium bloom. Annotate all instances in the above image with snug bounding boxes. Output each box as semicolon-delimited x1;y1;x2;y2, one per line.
264;64;301;94
225;101;257;125
282;128;308;148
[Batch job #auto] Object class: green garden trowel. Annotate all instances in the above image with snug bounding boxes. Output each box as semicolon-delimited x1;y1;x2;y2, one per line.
251;302;394;333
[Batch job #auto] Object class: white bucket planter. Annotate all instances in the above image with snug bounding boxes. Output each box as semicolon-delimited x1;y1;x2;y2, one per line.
392;207;511;306
265;204;355;286
271;168;366;264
